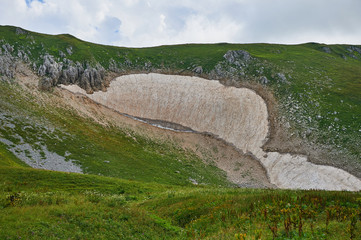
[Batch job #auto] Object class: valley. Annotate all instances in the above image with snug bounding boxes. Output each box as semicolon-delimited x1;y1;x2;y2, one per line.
1;25;361;239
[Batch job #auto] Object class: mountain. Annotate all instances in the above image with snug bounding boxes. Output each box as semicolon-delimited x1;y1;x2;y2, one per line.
0;25;360;239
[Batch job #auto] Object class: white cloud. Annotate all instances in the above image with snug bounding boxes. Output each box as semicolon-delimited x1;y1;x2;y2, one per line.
173;15;242;44
158;14;166;33
0;0;360;47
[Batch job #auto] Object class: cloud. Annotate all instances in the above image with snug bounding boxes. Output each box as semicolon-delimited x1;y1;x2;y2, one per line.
235;0;361;44
25;0;44;6
0;0;360;47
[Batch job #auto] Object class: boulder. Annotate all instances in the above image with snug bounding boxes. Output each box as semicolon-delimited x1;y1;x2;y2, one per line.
192;66;203;74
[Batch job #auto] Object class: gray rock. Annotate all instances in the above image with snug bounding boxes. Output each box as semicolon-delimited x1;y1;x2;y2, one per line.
144;61;152;70
66;46;73;55
2;43;14;54
351;46;361;54
75;61;84;73
192;66;203;74
214;64;224;77
17;50;29;62
78;64;106;93
38;64;46;76
37;54;62;80
59;65;79;84
224;50;252;65
17;50;23;59
322;47;331;53
349;54;358;59
0;44;108;92
0;54;16;79
59;50;66;58
276;73;287;83
15;27;27;35
56;60;106;92
260;76;268;84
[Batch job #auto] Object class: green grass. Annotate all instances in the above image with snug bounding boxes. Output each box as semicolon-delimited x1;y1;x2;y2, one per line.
1;166;361;239
0;167;183;239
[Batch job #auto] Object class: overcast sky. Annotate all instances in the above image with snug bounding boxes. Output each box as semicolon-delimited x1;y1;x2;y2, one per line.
0;0;360;47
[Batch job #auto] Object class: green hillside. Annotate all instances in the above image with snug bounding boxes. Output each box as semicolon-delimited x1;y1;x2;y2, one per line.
1;159;361;239
0;25;361;239
1;25;359;173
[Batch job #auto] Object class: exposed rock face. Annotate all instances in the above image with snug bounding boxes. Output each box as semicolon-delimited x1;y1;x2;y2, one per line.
210;49;268;81
224;50;252;66
78;66;106;92
2;43;14;53
0;44;16;79
62;73;361;191
15;27;27;35
0;41;107;93
0;55;15;79
1;41;267;95
38;54;62;79
36;53;107;92
347;46;361;54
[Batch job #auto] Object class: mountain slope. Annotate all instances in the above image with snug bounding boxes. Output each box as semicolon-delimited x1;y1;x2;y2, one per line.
1;160;361;239
1;25;360;180
1;25;361;238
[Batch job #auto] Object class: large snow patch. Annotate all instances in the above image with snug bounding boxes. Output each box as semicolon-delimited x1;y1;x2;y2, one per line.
62;73;361;191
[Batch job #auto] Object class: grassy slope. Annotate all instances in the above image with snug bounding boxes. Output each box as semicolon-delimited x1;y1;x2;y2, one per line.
0;142;29;168
1;164;361;239
1;25;360;166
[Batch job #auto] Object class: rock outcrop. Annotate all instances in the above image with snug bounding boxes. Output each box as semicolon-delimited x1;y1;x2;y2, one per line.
36;53;107;92
224;50;252;66
0;41;107;93
0;44;17;80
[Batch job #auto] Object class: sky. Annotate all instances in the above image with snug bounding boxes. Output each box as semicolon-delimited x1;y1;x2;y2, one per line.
0;0;361;47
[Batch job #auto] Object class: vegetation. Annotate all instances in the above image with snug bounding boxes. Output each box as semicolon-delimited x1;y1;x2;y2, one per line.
1;166;361;239
0;25;361;239
1;25;359;169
